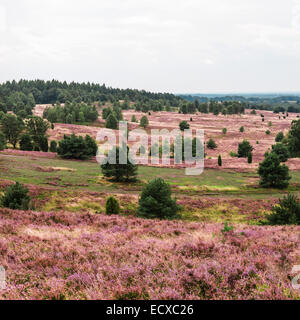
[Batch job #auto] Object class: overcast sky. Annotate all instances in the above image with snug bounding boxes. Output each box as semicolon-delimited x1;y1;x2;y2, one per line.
0;0;300;93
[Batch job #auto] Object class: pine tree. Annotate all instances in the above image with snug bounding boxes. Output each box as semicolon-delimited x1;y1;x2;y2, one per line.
140;116;149;128
106;114;118;129
218;155;222;166
248;152;253;164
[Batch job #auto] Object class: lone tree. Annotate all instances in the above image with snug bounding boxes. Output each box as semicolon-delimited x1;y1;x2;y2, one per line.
137;178;181;220
106;114;118;130
1;182;31;210
218;155;222;167
25;116;50;151
140;116;149;128
179;120;190;131
287;119;300;157
247;152;253;164
101;145;138;182
1;114;24;148
258;152;291;189
238;140;253;158
105;196;120;215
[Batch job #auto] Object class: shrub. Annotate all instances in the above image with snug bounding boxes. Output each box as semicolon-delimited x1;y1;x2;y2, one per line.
57;134;97;160
131;115;137;123
137;178;181;220
238;140;253;158
262;118;265;122
222;128;227;135
275;131;284;143
101;145;138;182
268;121;272;127
140;116;149;128
1;182;30;210
266;194;300;225
258;152;291;189
84;134;98;158
239;126;244;133
229;151;238;157
266;130;271;135
218;155;222;167
50;140;57;153
105;196;120;215
271;143;289;162
250;109;257;115
179;121;190;131
248;152;253;164
207;138;217;150
19;134;33;151
287;119;300;157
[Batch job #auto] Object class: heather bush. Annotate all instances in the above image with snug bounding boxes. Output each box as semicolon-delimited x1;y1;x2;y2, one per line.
1;182;31;210
266;194;300;225
138;178;181;220
105;196;120;215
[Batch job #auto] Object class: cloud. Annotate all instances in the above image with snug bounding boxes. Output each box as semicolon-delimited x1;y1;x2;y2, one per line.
0;0;299;93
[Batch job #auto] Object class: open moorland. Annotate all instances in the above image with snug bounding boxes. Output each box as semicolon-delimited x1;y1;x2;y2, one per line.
0;102;300;300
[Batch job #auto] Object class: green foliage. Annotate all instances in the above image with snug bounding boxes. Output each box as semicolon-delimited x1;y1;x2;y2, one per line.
222;128;227;135
207;138;217;150
101;145;138;182
140;116;149;128
131;115;137;123
266;194;300;225
57;134;97;160
43;102;98;124
0;132;7;151
50;140;57;153
275;131;284;143
247;152;253;164
287;119;300;157
221;222;234;233
271;143;289;162
105;196;120;215
84;135;98;157
19;133;33;151
137;178;181;220
239;126;245;133
266;130;271;135
25;116;50;151
1;114;24;148
218;155;222;167
268;121;272;127
238;140;253;158
258;152;291;189
1;182;31;210
250;109;257;115
229;151;238;157
179;121;190;131
106;114;118;130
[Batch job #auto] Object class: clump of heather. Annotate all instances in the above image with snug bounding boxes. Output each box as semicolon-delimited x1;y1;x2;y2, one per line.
0;208;299;300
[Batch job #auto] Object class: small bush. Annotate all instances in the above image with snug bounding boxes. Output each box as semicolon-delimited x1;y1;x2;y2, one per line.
105;196;120;215
179;121;190;131
138;178;181;220
222;128;227;135
266;130;271;135
207;138;217;150
239;126;244;133
275;132;284;143
1;182;31;210
266;194;300;225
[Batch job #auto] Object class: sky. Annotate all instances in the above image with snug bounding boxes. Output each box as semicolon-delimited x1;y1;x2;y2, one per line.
0;0;300;94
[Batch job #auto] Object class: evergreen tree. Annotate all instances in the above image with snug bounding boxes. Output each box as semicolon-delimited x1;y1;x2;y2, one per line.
218;155;222;166
287;119;300;157
106;114;118;129
1;182;30;210
179;121;190;131
101;145;138;182
207;138;217;150
275;131;284;143
238;140;253;158
105;196;120;215
140;116;149;128
50;140;57;153
271;143;289;162
137;178;181;220
248;152;253;164
258;152;291;189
